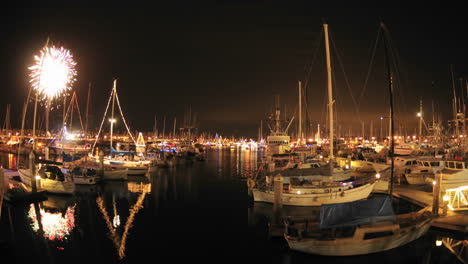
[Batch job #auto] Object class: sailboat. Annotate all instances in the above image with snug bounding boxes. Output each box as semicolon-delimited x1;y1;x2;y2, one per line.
18;163;76;194
49;91;91;158
282;22;433;256
91;79;153;176
283;197;432;256
249;23;375;206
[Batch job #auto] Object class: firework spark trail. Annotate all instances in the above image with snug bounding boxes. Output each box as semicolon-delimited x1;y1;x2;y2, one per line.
29;45;77;101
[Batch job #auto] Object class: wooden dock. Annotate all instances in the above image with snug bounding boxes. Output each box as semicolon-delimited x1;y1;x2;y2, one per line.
394;185;468;235
2;168;47;203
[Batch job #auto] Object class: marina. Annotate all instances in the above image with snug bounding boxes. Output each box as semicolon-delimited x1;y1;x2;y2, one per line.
0;149;466;264
2;4;468;264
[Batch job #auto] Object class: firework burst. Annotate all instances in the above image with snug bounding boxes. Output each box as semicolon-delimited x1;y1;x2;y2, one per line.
29;45;77;101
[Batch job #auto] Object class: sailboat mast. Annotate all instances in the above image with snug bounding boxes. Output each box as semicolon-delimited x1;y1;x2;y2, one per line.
110;79;116;150
298;80;302;144
85;82;91;135
63;95;67;129
173;117;176;140
451;65;458;137
153;115;157;137
324;23;334;160
382;23;395;196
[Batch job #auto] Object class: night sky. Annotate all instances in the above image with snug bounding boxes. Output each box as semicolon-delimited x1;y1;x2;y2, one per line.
2;2;468;138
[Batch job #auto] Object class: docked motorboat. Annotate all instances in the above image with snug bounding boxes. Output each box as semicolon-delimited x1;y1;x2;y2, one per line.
18;165;75;194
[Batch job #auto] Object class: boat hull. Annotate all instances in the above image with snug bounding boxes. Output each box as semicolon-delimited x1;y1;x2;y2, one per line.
18;169;75;194
404;173;433;185
251;182;375;206
286;217;432;256
102;169;128;181
73;176;100;185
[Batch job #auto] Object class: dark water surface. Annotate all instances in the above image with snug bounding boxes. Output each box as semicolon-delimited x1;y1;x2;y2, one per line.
0;150;463;264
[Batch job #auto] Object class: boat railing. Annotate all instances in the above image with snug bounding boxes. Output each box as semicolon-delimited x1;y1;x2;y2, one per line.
258;176;375;192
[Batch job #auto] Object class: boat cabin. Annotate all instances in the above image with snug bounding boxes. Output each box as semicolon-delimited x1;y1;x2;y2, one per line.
444;160;468;170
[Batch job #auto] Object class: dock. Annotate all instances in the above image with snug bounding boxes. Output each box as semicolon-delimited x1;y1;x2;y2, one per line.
393;185;468;235
265;184;468;238
2;168;47;203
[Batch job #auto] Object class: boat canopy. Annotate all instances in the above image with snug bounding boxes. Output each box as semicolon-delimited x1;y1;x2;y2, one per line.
111;146;135;156
319;197;395;229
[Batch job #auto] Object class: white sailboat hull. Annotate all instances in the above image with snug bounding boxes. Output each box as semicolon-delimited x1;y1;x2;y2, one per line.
286;216;431;256
18;169;75;194
252;182;375;206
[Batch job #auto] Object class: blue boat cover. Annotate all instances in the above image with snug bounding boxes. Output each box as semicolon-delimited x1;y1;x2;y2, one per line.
319;197;396;229
111;146;134;155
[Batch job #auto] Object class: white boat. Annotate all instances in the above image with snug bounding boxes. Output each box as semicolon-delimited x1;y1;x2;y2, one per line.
50;139;91;155
66;167;100;185
439;160;468;191
63;157;128;181
284;197;433;256
394;144;416;156
105;158;149;176
404;157;445;185
251;177;375;206
18;166;75;194
90;79;154;177
249;23;373;206
283;197;433;256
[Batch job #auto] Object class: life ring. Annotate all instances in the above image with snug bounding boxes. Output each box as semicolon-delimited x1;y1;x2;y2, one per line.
247;178;256;188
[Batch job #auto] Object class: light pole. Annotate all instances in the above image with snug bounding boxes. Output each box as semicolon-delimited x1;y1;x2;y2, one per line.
109;118;116;151
417;112;422;143
380;116;383;141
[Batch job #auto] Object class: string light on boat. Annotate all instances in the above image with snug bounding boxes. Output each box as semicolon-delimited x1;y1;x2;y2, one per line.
435;240;442;246
296;190;302;195
375;173;381;179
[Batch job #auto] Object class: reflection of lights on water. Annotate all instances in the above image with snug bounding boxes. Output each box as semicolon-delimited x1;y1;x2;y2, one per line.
113;215;121;228
96;183;150;260
8;153;16;170
28;204;76;241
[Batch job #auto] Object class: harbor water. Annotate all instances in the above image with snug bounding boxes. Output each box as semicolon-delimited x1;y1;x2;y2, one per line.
0;149;464;264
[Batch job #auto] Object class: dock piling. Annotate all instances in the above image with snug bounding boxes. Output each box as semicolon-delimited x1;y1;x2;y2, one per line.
432;171;441;216
273;174;283;225
29;151;37;193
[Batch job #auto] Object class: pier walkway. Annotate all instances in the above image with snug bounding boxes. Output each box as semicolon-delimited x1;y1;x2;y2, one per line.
394;184;468;235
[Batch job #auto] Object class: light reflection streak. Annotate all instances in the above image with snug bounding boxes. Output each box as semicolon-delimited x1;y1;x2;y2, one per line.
96;183;150;260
